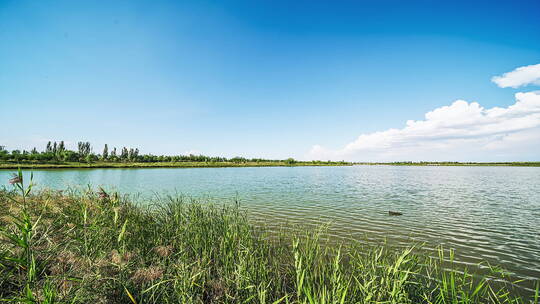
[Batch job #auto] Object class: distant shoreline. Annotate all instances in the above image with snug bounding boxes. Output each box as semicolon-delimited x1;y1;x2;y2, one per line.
355;162;540;167
0;161;352;170
1;161;539;170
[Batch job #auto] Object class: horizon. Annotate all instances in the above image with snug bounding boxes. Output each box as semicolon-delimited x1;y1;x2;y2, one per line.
1;140;540;164
1;0;540;162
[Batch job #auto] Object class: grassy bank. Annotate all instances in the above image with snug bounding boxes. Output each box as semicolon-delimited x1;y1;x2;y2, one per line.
356;162;540;167
0;179;537;303
0;161;352;170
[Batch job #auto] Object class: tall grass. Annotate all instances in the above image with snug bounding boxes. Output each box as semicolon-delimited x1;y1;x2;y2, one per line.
0;184;537;303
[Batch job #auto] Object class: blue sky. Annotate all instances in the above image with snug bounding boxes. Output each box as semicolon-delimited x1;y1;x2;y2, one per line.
1;0;540;161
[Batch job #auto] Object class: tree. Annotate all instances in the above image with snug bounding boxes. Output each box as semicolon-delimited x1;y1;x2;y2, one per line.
11;150;21;162
230;157;247;163
120;147;128;161
77;141;92;161
58;141;65;153
85;153;93;163
102;144;109;161
63;150;78;162
0;148;8;160
134;148;139;161
77;142;83;156
128;148;134;161
53;142;57;154
46;141;52;153
285;158;296;165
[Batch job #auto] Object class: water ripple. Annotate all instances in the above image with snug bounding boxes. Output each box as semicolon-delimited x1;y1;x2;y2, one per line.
1;165;539;290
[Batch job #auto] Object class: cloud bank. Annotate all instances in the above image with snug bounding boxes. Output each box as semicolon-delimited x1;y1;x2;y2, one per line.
491;63;540;88
309;64;540;162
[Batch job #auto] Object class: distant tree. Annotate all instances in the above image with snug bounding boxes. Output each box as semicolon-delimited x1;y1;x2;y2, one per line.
285;158;296;165
0;140;324;165
63;150;78;162
11;150;21;161
77;141;92;161
102;144;109;161
77;142;83;157
134;148;139;161
128;148;134;161
56;141;65;160
230;157;247;163
120;147;128;161
0;148;8;161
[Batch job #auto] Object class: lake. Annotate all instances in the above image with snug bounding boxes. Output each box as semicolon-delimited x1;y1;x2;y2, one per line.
1;165;539;291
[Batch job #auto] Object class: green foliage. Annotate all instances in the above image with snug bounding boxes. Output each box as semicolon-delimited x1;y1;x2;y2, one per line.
0;179;536;303
0;141;353;167
285;158;297;165
102;144;109;161
1;168;41;302
77;142;92;161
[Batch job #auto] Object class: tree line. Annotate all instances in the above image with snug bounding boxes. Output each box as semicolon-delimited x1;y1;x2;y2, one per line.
0;142;305;164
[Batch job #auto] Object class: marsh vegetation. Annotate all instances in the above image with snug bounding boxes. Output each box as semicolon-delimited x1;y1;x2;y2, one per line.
0;171;537;303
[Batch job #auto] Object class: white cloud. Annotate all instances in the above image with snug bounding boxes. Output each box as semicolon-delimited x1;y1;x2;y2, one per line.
308;92;540;161
491;63;540;88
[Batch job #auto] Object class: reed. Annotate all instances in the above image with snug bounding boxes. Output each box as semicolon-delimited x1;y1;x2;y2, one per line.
0;181;537;303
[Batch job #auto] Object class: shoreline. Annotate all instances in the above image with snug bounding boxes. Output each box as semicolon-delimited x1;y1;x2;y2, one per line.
1;161;539;170
0;161;352;170
355;162;540;167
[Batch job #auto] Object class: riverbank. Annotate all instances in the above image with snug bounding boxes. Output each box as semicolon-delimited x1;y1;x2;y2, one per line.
357;162;540;167
2;161;538;170
0;160;352;170
1;184;536;303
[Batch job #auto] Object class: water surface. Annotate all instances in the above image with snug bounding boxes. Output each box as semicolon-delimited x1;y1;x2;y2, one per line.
1;165;539;289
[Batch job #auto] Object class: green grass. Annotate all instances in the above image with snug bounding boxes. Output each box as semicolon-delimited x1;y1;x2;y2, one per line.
0;178;537;303
0;161;352;170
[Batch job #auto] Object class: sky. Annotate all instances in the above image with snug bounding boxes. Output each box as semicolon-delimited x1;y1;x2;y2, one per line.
1;0;540;161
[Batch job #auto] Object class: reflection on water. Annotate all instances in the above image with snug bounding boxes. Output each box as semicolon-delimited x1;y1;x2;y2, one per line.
1;165;539;290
